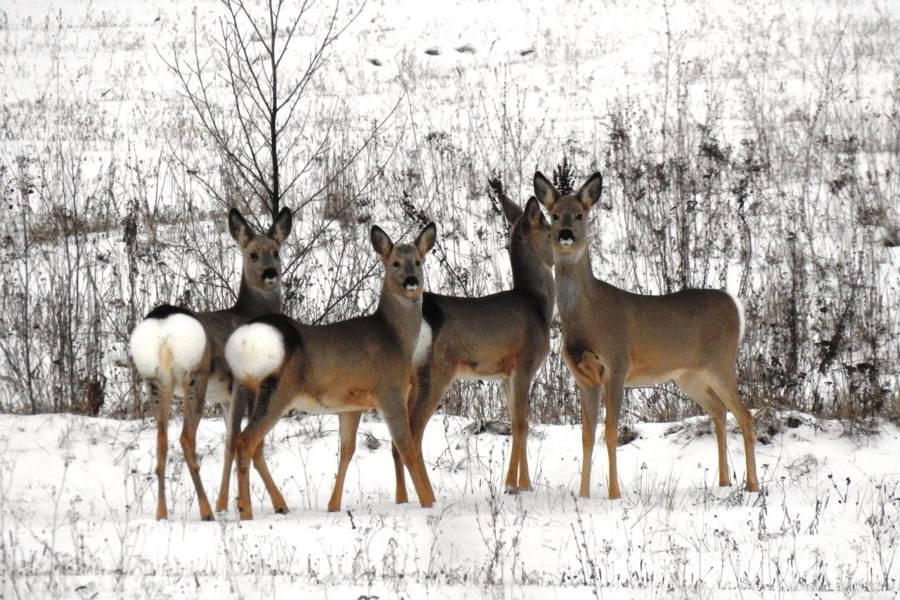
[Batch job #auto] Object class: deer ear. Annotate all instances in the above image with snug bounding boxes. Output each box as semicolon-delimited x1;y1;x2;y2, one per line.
577;173;603;209
228;209;256;247
415;222;437;256
533;171;558;210
370;225;394;259
497;192;523;225
267;207;293;245
523;196;544;225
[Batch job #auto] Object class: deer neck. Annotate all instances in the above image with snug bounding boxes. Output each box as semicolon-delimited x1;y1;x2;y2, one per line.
231;276;282;320
510;244;555;324
375;284;422;358
553;246;595;320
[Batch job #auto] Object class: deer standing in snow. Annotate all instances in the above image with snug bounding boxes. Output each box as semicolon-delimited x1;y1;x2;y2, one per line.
533;171;759;499
129;208;292;520
327;185;554;511
378;185;555;507
224;223;437;520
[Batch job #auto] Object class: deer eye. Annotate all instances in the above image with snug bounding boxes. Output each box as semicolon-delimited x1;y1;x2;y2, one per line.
273;251;279;259
552;213;560;220
576;213;583;220
415;260;421;266
250;252;259;261
392;261;400;268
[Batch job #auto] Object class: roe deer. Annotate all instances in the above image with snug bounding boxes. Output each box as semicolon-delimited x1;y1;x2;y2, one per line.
129;207;292;520
379;186;554;507
533;171;759;499
224;223;438;520
327;186;553;510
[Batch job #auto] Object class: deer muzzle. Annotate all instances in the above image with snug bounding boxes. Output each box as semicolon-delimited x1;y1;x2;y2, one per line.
262;267;278;283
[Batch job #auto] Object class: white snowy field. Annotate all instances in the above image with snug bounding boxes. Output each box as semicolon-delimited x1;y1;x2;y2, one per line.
1;411;898;598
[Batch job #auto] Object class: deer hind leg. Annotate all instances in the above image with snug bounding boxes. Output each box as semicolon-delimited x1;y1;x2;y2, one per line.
234;377;284;520
328;411;362;512
218;383;287;514
152;380;173;520
179;370;214;521
504;370;533;493
705;370;760;492
576;381;601;498
380;384;435;508
252;439;287;514
676;371;730;487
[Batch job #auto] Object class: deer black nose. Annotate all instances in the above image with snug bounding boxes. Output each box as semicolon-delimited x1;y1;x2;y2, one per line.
262;268;278;281
558;229;575;246
403;276;419;291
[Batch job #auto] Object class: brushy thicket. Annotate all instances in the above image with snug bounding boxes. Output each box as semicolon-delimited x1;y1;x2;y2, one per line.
0;1;898;432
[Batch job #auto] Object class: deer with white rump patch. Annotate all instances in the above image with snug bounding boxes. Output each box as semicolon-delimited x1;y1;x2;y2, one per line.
224;223;438;519
533;171;759;499
129;207;292;520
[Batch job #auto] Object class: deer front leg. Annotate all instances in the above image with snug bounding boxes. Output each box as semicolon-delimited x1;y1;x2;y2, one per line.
215;385;247;513
380;385;435;508
576;381;601;499
397;362;451;505
328;411;362;512
603;372;626;500
504;370;533;493
390;443;407;505
564;346;605;499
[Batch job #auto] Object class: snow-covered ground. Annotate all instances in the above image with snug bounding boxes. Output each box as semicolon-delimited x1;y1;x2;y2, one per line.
2;411;898;597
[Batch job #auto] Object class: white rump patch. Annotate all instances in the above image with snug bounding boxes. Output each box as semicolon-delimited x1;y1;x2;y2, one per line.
129;313;206;379
413;321;432;366
727;291;746;342
225;322;286;382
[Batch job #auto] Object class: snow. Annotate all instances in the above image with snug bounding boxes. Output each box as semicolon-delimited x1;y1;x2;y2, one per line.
2;412;899;597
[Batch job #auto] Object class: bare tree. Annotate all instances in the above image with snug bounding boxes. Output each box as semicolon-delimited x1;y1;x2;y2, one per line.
162;0;359;222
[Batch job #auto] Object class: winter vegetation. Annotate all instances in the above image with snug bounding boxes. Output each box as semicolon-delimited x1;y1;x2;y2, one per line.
0;0;898;597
